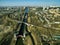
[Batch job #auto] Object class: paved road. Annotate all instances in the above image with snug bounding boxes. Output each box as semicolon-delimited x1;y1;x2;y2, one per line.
15;7;35;45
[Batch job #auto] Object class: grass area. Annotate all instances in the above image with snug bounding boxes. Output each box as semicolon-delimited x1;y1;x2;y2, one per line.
24;36;33;45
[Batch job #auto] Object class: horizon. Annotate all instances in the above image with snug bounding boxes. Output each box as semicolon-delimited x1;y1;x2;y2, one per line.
0;0;60;7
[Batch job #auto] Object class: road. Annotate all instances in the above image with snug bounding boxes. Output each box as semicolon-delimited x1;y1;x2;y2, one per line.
15;7;35;45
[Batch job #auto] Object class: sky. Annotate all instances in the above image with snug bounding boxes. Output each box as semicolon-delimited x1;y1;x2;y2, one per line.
0;0;60;6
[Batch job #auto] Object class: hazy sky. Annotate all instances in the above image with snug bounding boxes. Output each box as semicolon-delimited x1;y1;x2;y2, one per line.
0;0;60;6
